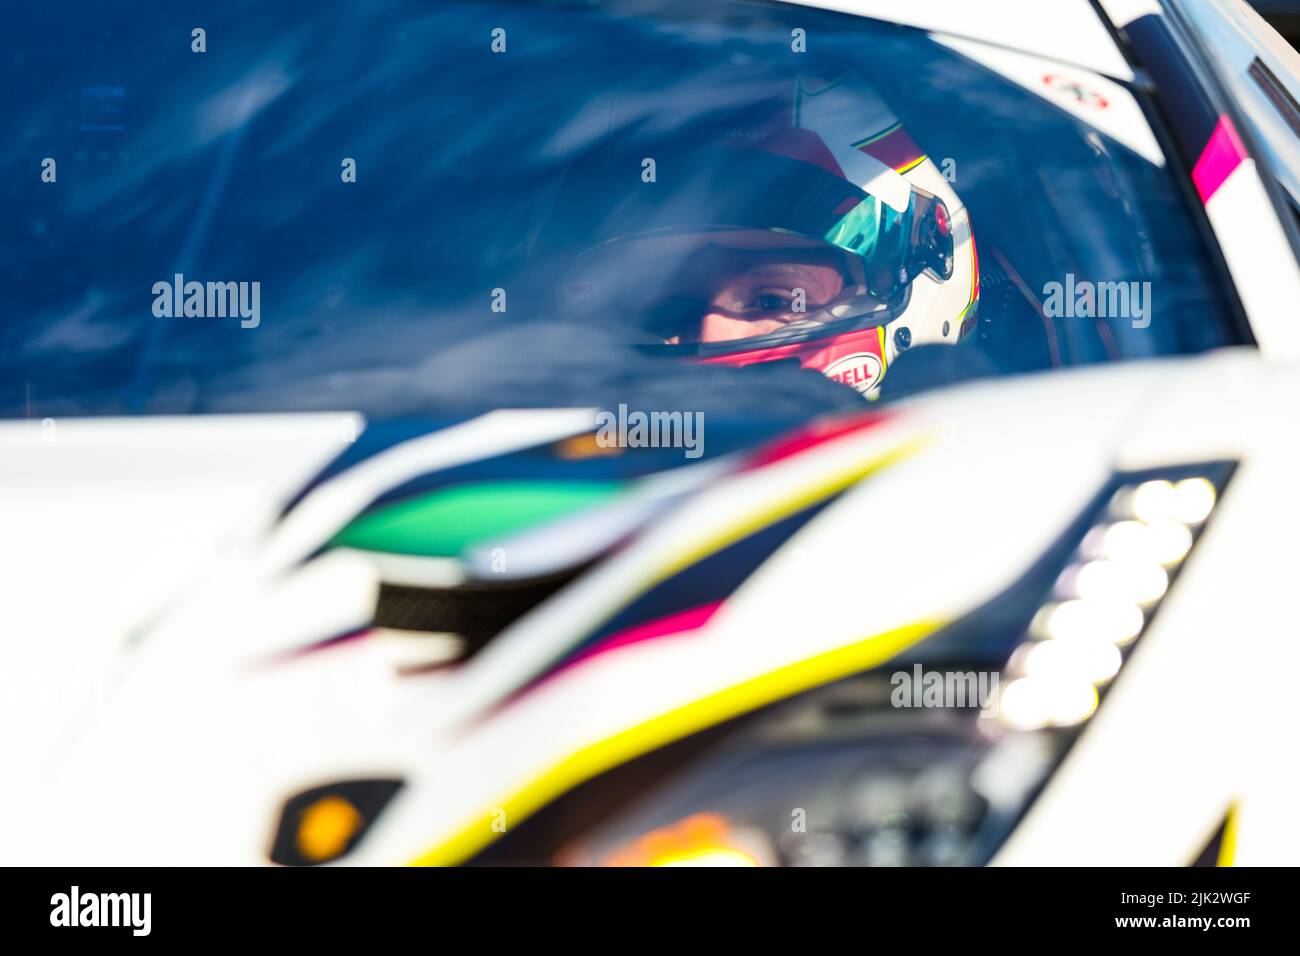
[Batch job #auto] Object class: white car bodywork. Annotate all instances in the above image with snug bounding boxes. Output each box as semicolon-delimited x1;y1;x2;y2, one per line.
4;0;1299;866
3;351;1297;865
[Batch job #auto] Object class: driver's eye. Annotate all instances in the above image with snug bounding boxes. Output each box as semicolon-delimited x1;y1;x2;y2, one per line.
751;292;792;311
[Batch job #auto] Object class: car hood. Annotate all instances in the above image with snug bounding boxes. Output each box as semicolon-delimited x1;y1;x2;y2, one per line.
0;348;1283;864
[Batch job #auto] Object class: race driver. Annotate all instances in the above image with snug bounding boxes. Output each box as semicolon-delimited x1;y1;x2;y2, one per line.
534;73;980;397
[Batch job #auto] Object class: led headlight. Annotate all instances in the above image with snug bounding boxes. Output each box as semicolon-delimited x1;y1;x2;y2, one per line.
994;468;1228;733
475;463;1231;867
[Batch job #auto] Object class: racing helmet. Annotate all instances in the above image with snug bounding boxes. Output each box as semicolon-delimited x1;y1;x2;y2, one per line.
536;74;980;396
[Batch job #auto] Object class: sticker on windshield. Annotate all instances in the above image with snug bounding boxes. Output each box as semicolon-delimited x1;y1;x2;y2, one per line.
935;36;1164;166
1042;74;1109;110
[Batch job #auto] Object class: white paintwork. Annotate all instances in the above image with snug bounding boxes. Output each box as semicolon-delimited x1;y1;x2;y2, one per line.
461;458;732;580
1204;162;1300;358
779;0;1135;79
9;0;1300;868
342;549;466;589
935;37;1165;165
354;351;1297;866
260;408;597;570
6;351;1300;865
417;413;933;732
1097;0;1163;29
1178;0;1300;208
995;349;1300;864
0;413;367;862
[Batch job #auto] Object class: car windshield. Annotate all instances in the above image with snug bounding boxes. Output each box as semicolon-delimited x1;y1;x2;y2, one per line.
1;0;1244;420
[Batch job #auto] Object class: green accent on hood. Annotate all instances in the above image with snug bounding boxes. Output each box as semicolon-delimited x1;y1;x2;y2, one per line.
330;481;626;557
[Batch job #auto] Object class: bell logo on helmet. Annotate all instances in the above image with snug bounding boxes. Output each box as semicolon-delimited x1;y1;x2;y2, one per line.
825;352;884;394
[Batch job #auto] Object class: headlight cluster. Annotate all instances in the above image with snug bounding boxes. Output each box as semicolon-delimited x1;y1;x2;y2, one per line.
996;473;1222;732
518;464;1232;868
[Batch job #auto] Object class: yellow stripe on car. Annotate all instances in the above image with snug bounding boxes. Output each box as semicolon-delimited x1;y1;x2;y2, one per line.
407;616;942;866
653;433;928;584
1217;804;1239;867
405;431;933;865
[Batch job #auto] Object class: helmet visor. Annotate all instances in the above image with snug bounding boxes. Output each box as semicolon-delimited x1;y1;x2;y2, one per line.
537;147;951;355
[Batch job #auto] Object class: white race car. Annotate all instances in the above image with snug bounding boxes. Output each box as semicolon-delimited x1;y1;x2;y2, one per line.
4;0;1300;866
